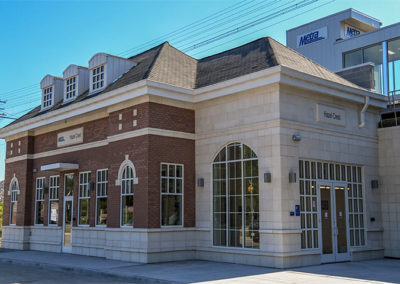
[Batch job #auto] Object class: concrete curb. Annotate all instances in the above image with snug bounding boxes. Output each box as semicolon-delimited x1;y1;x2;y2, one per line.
0;257;183;284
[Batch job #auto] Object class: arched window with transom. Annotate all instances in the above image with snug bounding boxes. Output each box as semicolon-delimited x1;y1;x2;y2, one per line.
9;177;19;225
212;142;259;249
121;166;134;227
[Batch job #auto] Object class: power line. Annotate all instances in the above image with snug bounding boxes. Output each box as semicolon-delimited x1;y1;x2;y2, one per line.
117;0;257;57
1;0;334;121
182;0;318;52
191;0;335;57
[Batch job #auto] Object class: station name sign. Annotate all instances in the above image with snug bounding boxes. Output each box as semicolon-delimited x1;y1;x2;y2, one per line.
57;127;83;147
316;104;346;127
344;24;362;38
296;26;327;48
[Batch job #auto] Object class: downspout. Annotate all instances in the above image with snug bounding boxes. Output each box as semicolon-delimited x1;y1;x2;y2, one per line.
359;96;370;128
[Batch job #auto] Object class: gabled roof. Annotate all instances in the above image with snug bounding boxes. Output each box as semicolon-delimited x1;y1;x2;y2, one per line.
6;37;364;127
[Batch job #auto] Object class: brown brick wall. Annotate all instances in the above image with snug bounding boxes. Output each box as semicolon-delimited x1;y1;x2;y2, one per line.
3;101;195;229
148;135;195;228
3;159;34;226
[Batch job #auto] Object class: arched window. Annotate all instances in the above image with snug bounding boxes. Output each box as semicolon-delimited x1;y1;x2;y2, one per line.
212;142;259;249
9;178;19;225
121;166;134;226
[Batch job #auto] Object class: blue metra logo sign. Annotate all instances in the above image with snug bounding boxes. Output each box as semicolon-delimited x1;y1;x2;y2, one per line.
346;26;361;38
297;26;328;48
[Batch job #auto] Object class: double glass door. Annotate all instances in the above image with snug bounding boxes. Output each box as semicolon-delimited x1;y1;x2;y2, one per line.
319;183;350;263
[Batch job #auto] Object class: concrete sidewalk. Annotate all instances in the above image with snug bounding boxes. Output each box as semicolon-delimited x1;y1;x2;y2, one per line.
0;249;399;283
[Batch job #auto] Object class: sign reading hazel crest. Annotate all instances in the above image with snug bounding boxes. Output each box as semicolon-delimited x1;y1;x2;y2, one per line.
316;104;346;127
57;127;83;147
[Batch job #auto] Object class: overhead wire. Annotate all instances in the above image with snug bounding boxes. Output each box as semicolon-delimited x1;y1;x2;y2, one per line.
1;0;334;121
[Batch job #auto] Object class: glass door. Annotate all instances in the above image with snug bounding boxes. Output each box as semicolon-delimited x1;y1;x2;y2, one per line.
319;182;350;263
62;174;74;253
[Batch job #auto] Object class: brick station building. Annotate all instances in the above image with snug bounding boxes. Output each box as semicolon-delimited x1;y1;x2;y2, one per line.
0;37;391;267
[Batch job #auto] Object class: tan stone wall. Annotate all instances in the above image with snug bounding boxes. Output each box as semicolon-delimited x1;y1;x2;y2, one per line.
378;126;400;258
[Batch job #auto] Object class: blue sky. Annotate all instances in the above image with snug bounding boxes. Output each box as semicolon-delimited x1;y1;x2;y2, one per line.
0;0;399;180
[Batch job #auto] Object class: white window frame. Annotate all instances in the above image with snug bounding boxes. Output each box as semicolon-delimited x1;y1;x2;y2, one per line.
78;171;91;226
35;177;45;225
90;64;105;93
42;85;53;109
160;163;184;228
120;165;134;228
9;177;19;226
96;169;108;227
64;76;77;102
48;175;60;226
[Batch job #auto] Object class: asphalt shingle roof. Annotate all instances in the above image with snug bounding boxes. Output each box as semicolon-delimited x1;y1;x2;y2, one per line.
7;37;363;127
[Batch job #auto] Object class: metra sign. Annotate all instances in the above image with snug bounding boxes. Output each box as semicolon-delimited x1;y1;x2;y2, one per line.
344;24;362;38
296;26;328;48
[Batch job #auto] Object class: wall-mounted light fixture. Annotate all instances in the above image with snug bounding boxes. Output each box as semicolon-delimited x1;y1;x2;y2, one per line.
371;179;379;189
197;178;204;187
289;171;297;183
264;172;271;183
292;134;301;142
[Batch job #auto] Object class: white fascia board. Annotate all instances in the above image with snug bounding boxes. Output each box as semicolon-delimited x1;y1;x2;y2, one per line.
41;163;79;171
0;64;387;138
279;66;388;108
0;80;147;138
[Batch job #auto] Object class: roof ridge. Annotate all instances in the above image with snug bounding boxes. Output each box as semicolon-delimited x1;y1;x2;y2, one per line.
144;42;167;80
198;37;269;62
267;37;364;90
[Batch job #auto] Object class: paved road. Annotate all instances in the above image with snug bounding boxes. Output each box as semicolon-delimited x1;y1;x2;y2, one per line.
0;262;136;284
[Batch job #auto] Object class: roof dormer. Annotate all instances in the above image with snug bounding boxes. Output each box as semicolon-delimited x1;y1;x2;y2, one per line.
88;53;136;94
40;75;64;111
62;64;89;103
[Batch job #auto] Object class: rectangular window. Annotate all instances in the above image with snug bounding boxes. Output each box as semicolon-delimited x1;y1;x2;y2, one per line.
42;86;53;108
348;167;365;246
96;169;108;226
161;163;183;226
388;38;400;96
299;160;318;249
78;172;91;225
65;76;77;100
35;177;45;225
92;65;104;91
48;176;60;225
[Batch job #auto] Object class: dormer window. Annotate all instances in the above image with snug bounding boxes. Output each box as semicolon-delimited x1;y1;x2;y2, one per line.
43;86;53;109
65;77;77;100
92;65;104;92
88;53;135;94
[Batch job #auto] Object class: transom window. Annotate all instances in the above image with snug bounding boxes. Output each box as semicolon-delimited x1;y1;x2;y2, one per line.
49;176;60;225
121;166;134;226
92;65;104;91
96;169;108;226
10;179;19;225
78;172;91;225
65;76;77;100
42;86;53;108
212;143;259;249
35;177;45;225
161;163;183;226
